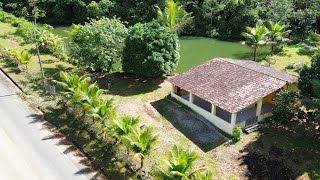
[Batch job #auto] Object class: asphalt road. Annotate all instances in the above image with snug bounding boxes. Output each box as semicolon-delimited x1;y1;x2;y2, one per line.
0;71;92;180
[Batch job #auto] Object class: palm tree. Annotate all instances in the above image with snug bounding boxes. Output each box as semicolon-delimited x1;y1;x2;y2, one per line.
84;97;116;124
108;116;140;144
156;0;193;34
158;144;206;180
54;71;91;96
242;25;269;61
266;21;291;53
122;126;159;170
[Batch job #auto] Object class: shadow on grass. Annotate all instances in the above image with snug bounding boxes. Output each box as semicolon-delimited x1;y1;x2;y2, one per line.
239;122;320;179
232;51;270;62
43;64;72;81
91;72;165;96
151;97;228;152
1;62;21;74
43;105;133;179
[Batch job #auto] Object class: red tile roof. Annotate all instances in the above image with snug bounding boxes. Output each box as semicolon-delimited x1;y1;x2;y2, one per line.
168;58;298;113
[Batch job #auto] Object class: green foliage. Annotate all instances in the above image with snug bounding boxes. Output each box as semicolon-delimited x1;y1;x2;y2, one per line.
69;17;128;72
156;0;193;34
54;71;91;95
266;21;291;53
122;21;180;77
122;126;159;169
35;25;66;60
18;50;32;70
2;48;32;71
232;126;242;143
242;24;269;61
86;0;114;18
299;33;320;56
15;21;34;40
1;0;320;39
108;116;140;141
157;144;207;180
0;11;34;40
114;0;163;26
298;51;320;97
272;90;299;123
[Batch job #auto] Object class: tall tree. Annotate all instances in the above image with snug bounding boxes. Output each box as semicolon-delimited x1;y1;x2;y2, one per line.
156;0;193;34
242;25;269;61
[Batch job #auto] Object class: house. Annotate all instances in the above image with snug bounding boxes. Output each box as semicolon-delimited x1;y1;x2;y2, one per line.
168;58;298;135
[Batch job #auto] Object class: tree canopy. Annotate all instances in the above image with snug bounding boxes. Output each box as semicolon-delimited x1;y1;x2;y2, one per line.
69;17;128;72
122;21;180;77
1;0;319;39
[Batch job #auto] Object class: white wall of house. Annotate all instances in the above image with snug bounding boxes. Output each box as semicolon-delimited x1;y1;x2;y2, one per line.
171;83;277;134
171;92;234;135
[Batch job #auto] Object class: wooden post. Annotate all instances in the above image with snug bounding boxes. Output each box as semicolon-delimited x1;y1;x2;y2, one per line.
211;104;216;115
231;112;237;127
189;93;194;103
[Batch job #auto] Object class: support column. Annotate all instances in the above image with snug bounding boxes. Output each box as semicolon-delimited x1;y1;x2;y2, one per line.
211;104;216;115
189;93;194;103
231;112;237;127
256;99;263;117
171;84;175;94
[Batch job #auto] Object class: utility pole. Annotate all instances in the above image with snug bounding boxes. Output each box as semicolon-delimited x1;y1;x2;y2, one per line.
32;5;45;86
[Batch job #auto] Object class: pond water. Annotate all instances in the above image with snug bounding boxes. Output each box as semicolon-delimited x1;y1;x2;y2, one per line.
53;27;269;73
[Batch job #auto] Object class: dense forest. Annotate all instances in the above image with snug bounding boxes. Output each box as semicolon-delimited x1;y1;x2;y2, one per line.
1;0;319;40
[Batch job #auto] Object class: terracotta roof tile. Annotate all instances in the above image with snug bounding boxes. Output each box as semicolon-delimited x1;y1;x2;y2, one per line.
168;58;298;113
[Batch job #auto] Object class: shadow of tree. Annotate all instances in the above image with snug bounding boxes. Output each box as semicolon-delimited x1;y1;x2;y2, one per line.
1;62;21;74
90;72;165;96
232;51;270;62
151;97;228;152
240;122;320;179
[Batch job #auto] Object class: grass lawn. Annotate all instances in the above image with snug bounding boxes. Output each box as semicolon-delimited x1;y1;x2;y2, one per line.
1;21;318;180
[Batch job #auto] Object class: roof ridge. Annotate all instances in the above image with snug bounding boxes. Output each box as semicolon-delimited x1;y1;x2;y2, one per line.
218;58;291;83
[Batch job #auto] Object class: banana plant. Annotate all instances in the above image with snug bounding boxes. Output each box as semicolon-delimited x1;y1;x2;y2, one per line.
7;48;19;64
18;50;32;70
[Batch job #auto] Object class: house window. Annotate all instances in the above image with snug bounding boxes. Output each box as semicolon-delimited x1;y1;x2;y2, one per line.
216;107;231;123
174;86;190;101
193;95;211;112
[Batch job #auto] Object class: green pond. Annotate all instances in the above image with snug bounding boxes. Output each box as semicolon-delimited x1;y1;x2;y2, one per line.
53;27;269;73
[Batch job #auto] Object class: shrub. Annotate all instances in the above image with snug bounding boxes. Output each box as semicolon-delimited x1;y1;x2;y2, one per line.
35;25;66;60
298;51;320;97
15;21;35;42
69;17;128;72
122;21;180;77
272;90;299;123
232;126;242;143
